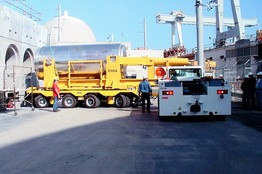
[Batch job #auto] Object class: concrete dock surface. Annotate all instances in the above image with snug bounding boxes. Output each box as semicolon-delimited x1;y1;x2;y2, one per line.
0;99;262;174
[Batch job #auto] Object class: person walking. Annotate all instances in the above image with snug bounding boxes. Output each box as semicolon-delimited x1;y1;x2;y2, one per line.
138;75;152;113
52;78;60;112
256;72;262;110
248;72;257;108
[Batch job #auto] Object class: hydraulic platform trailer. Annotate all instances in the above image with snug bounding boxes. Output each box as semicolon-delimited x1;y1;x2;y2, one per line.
25;56;189;108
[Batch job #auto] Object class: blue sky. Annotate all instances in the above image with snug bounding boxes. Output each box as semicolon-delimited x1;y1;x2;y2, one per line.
4;0;262;50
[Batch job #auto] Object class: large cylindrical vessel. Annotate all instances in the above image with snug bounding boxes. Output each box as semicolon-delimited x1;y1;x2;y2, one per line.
34;43;127;79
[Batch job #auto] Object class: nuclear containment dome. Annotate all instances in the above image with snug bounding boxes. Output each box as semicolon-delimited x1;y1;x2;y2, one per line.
45;11;96;45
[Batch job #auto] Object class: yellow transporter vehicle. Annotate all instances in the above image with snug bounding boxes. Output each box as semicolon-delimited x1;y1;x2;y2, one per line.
25;55;189;108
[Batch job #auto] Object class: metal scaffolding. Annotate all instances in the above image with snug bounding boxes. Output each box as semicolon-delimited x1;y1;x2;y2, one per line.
0;65;34;115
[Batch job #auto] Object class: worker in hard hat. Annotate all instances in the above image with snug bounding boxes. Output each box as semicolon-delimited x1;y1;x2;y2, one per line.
52;78;61;112
248;72;257;108
138;75;152;113
256;72;262;110
218;74;225;86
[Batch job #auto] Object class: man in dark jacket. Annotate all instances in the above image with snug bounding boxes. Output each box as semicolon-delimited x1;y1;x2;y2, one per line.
138;75;152;113
256;72;262;110
241;75;250;109
248;72;257;108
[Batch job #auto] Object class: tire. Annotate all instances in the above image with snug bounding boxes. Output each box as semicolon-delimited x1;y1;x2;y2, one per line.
84;94;100;108
34;95;49;108
115;94;127;108
132;97;141;108
62;94;77;108
125;96;131;107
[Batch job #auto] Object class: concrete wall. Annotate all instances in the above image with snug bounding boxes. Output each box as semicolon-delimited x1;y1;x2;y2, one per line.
0;5;47;92
204;47;226;78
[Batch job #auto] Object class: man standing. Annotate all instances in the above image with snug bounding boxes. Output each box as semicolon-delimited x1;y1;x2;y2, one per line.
248;72;256;108
138;75;152;113
52;78;60;112
241;75;250;109
256;72;262;110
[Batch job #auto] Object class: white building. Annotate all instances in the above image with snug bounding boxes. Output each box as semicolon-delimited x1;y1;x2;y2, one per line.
0;4;47;92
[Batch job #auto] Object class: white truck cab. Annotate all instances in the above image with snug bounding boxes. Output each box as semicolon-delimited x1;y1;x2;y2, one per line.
158;66;231;118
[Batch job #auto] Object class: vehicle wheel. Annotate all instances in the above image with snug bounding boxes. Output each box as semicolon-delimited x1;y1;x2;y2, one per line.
115;94;127;108
62;94;77;108
125;96;131;107
132;97;141;108
34;95;49;108
84;94;100;108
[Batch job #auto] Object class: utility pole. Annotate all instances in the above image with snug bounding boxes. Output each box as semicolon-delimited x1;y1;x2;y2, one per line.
196;0;204;75
57;5;62;43
143;18;147;50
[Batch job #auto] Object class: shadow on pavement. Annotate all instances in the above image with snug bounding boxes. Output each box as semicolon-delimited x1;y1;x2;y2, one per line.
230;100;262;132
1;104;262;173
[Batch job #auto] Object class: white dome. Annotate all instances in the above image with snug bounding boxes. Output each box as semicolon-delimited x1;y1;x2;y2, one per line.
45;12;96;45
